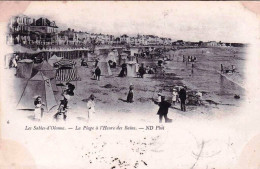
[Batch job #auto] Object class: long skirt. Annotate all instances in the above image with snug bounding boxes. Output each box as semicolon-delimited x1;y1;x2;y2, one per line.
88;109;95;121
127;92;133;103
34;107;41;120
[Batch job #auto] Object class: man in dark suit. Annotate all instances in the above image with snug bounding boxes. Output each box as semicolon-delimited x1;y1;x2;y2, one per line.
95;66;101;81
157;96;171;123
179;86;187;111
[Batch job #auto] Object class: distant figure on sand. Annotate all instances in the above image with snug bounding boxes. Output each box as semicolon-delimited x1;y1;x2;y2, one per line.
196;91;203;105
66;82;75;96
138;64;146;78
34;96;45;121
179;86;187;111
119;63;127;77
11;54;18;68
62;88;71;109
127;84;134;103
231;65;236;73
95;59;99;67
95;66;101;80
87;94;96;121
221;64;224;73
81;58;88;67
157;96;171;123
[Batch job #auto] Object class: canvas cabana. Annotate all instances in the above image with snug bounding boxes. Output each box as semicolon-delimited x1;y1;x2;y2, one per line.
126;61;137;77
32;61;58;92
97;60;112;76
16;59;34;78
17;72;57;112
48;54;63;66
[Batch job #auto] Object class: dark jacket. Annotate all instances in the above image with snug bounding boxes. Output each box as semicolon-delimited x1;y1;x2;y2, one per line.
157;100;171;115
95;68;101;76
138;67;146;75
179;88;186;101
34;99;41;106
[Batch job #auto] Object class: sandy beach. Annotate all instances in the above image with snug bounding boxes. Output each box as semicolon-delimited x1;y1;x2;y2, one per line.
1;47;247;124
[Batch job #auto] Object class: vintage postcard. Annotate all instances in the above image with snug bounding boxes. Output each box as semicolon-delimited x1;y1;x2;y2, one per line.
0;1;259;169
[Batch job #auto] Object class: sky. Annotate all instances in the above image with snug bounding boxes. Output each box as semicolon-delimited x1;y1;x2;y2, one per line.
23;1;259;43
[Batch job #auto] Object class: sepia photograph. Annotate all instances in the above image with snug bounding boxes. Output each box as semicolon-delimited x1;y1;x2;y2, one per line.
0;1;259;169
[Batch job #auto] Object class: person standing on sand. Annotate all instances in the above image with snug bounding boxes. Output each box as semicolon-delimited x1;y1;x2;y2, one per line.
95;66;101;81
138;64;146;78
87;94;96;121
172;89;178;105
157;96;171;123
179;86;187;111
127;84;134;103
231;65;236;73
95;59;99;67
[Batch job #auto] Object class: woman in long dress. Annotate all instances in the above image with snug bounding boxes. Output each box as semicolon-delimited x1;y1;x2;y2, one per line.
87;94;96;122
127;84;134;103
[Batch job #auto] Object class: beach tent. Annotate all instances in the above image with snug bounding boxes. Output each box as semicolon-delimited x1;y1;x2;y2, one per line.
107;51;117;63
16;59;34;78
17;72;57;112
127;55;138;63
130;48;139;56
33;61;56;78
97;61;112;76
48;54;63;66
126;61;137;77
32;61;58;92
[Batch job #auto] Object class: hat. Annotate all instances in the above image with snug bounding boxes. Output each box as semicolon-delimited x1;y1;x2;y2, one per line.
173;88;177;91
33;95;41;99
89;94;95;99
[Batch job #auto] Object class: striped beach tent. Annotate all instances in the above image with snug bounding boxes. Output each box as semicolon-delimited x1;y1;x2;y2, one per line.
56;68;81;82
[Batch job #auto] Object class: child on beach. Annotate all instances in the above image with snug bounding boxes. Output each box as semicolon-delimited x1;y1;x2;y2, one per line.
54;103;67;122
196;91;203;105
87;94;96;122
34;96;45;121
